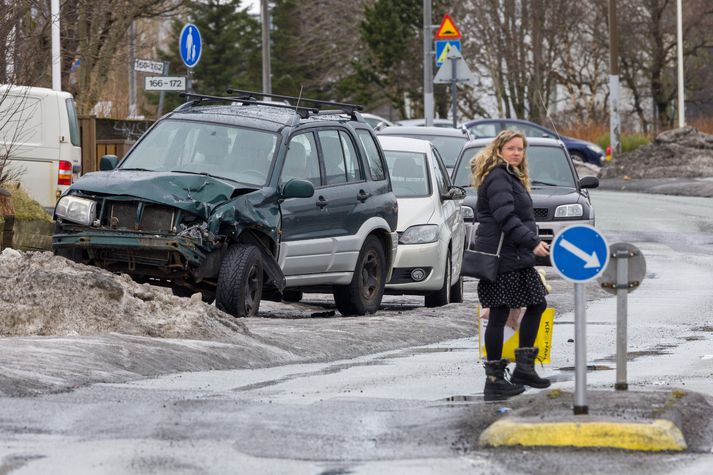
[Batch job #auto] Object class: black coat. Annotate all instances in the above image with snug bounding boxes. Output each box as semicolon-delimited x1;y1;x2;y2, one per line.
474;164;540;274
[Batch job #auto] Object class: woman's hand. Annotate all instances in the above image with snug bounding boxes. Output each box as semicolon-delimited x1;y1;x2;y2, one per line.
533;241;550;257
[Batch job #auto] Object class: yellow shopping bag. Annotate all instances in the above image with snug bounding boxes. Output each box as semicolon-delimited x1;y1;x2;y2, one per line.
477;306;555;364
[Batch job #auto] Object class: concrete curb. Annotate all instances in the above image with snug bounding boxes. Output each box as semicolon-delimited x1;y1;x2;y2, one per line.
479;417;687;452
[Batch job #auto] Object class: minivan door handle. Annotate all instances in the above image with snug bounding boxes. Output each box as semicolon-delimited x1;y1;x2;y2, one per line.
316;196;329;208
357;190;372;203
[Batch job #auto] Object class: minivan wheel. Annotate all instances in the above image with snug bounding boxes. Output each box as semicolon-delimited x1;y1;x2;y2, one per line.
215;244;263;318
425;250;451;308
333;236;386;316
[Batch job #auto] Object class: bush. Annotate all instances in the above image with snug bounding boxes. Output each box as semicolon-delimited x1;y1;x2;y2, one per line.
594;133;650;153
0;183;53;222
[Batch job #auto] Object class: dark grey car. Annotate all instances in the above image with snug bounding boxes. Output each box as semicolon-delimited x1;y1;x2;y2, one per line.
451;137;599;266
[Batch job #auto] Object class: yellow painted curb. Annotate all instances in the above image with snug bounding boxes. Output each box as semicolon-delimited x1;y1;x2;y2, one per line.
479;418;687;452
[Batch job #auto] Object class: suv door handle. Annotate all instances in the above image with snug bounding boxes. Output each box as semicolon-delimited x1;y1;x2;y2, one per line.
357;190;372;202
316;196;329;208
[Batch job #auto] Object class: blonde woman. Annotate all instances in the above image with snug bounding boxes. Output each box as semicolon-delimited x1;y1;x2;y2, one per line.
471;130;551;401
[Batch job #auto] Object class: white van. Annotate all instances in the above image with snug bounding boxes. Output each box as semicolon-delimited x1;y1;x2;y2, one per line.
0;85;81;208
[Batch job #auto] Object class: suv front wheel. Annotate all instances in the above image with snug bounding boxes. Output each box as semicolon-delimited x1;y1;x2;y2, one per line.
333;236;386;316
216;244;263;317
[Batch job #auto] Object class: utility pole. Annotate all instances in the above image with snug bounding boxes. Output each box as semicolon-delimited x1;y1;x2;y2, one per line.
676;0;685;128
128;20;137;118
423;0;434;126
51;0;60;90
608;0;621;161
261;0;272;100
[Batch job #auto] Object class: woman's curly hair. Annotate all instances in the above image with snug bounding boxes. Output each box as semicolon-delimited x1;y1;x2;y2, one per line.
470;129;531;190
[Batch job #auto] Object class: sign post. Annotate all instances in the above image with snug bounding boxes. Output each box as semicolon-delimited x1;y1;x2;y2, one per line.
597;243;647;390
551;225;609;415
179;23;202;95
433;14;464;128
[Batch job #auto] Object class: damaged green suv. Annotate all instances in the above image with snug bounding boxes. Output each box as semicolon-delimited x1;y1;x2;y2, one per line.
53;91;399;317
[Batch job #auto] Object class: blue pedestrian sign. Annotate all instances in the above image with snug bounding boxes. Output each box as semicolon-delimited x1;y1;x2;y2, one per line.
179;23;202;68
551;225;609;283
435;39;461;67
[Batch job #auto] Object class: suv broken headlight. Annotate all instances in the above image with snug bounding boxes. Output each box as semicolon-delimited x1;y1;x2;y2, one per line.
399;225;439;244
55;196;97;226
554;203;583;218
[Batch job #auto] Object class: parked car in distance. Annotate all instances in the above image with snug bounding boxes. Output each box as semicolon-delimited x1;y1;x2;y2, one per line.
396;118;455;128
378;136;466;306
451;137;598;266
376;126;471;174
53;91;399;318
362;113;394;130
0;85;82;209
462;118;605;166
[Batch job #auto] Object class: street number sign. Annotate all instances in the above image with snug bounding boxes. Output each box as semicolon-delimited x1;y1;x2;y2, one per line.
134;59;164;74
551;225;609;283
144;76;186;91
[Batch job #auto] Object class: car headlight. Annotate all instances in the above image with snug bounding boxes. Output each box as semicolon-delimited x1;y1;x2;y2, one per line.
399;225;439;244
55;196;97;226
554;203;583;218
586;144;604;155
461;205;475;221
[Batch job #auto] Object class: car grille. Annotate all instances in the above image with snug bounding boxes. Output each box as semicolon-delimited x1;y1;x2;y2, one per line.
98;249;172;267
108;202;176;233
534;208;549;219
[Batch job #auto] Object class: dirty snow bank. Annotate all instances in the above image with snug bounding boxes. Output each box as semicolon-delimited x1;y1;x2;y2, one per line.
0;249;247;340
601;126;713;179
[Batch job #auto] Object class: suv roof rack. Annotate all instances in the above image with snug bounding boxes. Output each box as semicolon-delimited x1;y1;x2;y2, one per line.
226;89;364;120
178;92;319;118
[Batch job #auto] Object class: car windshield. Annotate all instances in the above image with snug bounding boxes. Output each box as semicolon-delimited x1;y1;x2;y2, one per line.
120;119;278;186
383;150;431;198
395;134;466;168
452;145;576;188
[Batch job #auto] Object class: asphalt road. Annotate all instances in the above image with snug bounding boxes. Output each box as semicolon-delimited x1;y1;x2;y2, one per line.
1;189;713;474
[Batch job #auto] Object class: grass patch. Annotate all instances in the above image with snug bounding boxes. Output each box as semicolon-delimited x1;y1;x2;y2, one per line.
594;133;651;153
0;183;53;223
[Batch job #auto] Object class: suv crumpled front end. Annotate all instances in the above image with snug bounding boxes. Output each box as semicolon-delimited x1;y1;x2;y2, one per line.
53;170;284;299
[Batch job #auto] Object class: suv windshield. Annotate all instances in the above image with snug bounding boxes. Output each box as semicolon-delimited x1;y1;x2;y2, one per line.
453;145;576;188
120;119;278;186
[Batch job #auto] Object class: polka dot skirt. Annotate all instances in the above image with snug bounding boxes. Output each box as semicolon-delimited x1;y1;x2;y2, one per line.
477;267;548;308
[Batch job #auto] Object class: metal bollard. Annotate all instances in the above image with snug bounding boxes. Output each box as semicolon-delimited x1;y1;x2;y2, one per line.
615;249;629;390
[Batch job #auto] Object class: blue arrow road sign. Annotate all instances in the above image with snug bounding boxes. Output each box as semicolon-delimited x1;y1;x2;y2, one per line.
179;23;202;68
551;225;609;283
435;39;461;67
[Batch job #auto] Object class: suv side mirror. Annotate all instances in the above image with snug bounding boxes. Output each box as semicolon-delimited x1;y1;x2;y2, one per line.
579;175;599;189
100;154;119;171
280;179;314;199
442;185;466;201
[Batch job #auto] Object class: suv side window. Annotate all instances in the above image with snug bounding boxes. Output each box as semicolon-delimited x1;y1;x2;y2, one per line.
339;131;362;182
356;129;386;181
318;130;348;185
282;132;321;186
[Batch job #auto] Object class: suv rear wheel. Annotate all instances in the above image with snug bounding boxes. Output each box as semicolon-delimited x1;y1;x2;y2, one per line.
333;236;386;316
216;244;263;317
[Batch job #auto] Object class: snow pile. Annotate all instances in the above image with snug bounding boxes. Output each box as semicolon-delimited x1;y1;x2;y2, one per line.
601;127;713;179
0;249;247;340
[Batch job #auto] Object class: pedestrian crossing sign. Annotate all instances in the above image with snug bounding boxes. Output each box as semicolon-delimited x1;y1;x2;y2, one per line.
435;39;461;67
434;14;462;40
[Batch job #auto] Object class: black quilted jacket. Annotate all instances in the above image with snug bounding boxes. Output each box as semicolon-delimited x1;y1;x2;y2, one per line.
474;164;540;274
